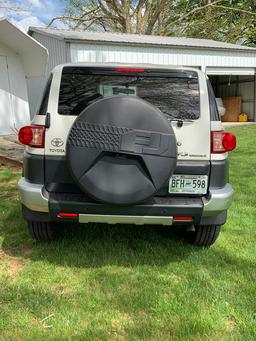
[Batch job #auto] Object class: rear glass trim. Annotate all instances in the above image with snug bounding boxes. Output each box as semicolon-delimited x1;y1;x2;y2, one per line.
37;74;52;116
62;66;198;79
207;80;220;121
58;67;200;119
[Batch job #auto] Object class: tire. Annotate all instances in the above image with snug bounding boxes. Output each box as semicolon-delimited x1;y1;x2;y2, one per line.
187;225;221;247
27;221;57;241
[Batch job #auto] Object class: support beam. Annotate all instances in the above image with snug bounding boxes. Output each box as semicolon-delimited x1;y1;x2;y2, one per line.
254;72;256;122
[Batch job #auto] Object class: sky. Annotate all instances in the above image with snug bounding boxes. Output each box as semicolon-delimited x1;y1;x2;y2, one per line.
0;0;67;31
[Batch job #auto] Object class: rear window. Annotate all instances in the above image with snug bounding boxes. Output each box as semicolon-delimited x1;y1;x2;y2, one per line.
58;68;200;120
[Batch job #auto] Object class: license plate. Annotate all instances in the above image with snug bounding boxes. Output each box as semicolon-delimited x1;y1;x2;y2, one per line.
169;175;208;194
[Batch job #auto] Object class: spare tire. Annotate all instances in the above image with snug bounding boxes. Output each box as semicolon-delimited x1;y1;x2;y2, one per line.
67;96;177;205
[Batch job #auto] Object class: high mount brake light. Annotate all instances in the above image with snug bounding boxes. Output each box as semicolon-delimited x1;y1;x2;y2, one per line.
116;68;145;73
211;131;236;153
18;125;45;148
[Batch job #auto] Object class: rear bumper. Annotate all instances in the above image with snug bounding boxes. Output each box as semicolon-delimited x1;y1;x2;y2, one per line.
18;177;233;225
18;178;49;212
18;178;233;225
203;184;233;216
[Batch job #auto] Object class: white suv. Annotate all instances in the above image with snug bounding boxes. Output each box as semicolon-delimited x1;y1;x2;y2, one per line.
18;63;236;246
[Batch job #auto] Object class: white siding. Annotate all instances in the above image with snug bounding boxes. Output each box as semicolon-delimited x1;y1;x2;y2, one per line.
0;43;30;134
27;33;67;115
70;43;256;69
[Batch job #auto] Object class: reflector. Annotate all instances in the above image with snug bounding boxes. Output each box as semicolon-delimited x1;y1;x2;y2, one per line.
58;213;78;218
173;216;193;221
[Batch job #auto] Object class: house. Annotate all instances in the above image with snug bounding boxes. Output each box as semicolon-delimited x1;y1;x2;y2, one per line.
0;19;48;135
28;27;256;121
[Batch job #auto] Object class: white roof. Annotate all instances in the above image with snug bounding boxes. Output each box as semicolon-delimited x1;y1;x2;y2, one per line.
29;26;256;52
0;19;48;77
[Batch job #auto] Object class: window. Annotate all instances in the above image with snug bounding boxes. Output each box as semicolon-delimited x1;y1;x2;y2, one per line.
37;74;52;115
58;68;200;120
207;80;220;121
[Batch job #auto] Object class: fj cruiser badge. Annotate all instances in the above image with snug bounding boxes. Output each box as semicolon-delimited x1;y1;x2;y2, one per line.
51;138;64;147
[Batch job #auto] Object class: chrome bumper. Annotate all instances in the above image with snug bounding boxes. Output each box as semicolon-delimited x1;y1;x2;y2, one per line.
18;177;233;221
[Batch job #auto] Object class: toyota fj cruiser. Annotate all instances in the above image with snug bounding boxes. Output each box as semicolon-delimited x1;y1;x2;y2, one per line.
18;63;236;246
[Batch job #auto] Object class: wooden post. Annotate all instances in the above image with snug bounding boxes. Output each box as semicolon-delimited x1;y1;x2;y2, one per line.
254;72;256;122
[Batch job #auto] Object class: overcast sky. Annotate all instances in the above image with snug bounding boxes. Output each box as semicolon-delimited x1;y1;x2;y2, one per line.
0;0;66;31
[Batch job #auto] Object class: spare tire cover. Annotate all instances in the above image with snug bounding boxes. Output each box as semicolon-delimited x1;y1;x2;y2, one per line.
67;96;177;205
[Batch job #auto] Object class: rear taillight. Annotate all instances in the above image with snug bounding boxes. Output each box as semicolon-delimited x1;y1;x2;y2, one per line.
211;131;236;153
18;125;45;148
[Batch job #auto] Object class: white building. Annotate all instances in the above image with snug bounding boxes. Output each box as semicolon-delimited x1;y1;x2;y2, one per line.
28;27;256;121
0;19;48;135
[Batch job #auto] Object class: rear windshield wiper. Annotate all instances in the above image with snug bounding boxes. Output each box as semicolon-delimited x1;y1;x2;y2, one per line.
168;118;194;127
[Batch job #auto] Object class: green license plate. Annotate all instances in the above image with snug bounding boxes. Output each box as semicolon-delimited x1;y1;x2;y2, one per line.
169;175;208;194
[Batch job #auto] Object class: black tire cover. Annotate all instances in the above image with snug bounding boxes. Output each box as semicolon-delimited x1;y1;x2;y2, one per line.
67;96;177;205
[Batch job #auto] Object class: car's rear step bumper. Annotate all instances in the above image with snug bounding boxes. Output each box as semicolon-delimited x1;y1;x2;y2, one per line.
18;177;233;225
49;192;203;224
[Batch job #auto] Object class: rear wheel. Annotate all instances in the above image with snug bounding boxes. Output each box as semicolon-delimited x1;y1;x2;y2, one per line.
187;225;221;247
27;221;58;241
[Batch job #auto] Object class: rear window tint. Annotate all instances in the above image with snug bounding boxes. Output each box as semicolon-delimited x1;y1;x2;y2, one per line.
58;69;200;120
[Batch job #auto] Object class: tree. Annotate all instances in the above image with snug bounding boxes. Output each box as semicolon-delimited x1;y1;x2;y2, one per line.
48;0;170;34
48;0;256;46
168;0;256;46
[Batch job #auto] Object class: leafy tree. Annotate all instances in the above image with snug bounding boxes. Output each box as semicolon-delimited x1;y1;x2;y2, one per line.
48;0;256;46
48;0;170;34
169;0;256;46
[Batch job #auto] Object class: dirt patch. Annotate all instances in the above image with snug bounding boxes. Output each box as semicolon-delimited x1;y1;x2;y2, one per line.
9;258;23;275
22;247;33;258
0;250;26;278
0;156;22;168
109;314;133;340
0;135;23;166
225;318;237;330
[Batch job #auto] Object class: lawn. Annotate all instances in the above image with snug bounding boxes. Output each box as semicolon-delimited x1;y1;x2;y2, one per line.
0;126;255;340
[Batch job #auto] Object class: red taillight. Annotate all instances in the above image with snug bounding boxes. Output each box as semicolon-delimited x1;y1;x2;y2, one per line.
18;125;45;148
116;67;145;73
211;131;236;153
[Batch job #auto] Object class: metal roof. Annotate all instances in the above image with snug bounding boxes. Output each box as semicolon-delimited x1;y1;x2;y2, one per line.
0;19;48;77
28;26;256;52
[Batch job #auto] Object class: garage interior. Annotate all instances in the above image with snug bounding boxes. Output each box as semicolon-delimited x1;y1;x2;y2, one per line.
208;72;256;122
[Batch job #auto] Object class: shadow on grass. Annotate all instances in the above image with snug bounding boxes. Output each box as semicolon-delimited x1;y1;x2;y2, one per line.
0;201;204;268
1;200;254;273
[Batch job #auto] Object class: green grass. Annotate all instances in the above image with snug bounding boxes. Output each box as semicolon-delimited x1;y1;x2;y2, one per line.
0;126;256;340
